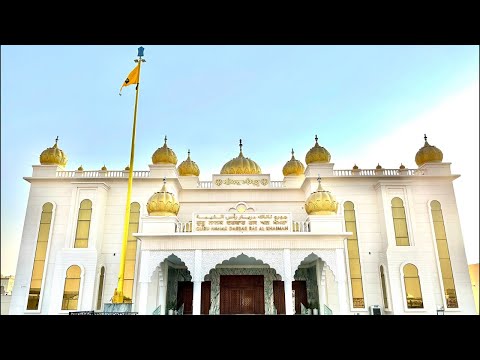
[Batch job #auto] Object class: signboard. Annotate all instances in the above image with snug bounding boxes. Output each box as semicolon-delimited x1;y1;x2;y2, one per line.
212;175;270;189
194;213;291;232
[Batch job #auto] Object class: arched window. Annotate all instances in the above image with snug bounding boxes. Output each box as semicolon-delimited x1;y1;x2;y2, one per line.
74;199;92;248
27;202;53;310
431;200;458;308
403;264;423;309
380;266;389;309
124;202;140;302
344;201;364;308
62;265;81;310
96;266;105;310
391;197;410;246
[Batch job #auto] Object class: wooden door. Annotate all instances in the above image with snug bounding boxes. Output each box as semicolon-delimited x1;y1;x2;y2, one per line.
273;280;286;314
220;275;264;314
201;281;211;315
292;280;307;314
177;281;193;315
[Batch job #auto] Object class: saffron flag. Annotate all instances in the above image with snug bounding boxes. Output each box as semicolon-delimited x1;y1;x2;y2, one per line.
119;64;140;95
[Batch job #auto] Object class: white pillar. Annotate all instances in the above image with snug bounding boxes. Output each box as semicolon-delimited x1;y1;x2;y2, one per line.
156;267;165;315
283;249;294;315
193;281;201;315
192;249;202;315
138;281;149;315
335;248;349;314
321;271;327;314
316;259;324;314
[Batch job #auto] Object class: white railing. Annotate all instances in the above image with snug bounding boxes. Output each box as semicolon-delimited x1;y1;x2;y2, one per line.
56;171;75;177
334;169;352;176
197;181;213;188
270;181;284;188
333;169;417;176
292;221;310;232
56;170;151;178
56;168;418;180
175;222;193;233
107;171;123;177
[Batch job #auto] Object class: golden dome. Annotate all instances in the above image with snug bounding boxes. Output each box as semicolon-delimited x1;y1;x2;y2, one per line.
305;177;338;215
39;137;68;167
283;149;305;176
146;178;180;216
125;166;130;170
77;165;84;171
178;150;200;176
152;136;178;165
376;163;382;170
415;134;443;166
399;163;406;170
101;165;107;171
220;139;261;175
305;135;331;164
353;164;359;170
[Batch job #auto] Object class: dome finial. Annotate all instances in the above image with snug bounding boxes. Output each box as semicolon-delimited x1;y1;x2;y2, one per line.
305;135;331;164
161;177;167;191
282;148;304;176
178;149;200;176
146;177;180;216
415;134;443;166
305;174;338;215
316;175;324;191
40;137;68;166
221;139;261;174
152;136;177;165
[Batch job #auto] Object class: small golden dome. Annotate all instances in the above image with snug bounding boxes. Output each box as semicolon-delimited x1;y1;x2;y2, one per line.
283;149;305;176
305;135;331;164
353;164;359;170
415;134;443;166
152;136;178;165
399;163;406;169
146;178;180;216
376;163;382;170
125;166;130;170
305;177;338;215
220;139;261;175
77;165;84;171
178;150;200;176
39;137;68;167
101;165;107;171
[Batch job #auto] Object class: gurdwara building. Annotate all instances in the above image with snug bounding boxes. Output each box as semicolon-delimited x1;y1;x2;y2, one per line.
9;135;476;315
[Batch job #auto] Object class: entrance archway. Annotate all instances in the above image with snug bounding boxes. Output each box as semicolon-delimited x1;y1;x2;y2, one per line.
203;253;282;315
155;254;192;315
293;252;337;315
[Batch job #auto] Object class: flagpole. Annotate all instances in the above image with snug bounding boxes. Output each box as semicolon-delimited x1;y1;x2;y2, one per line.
113;47;145;304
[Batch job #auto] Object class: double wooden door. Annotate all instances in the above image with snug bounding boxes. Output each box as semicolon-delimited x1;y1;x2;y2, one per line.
292;280;308;314
177;281;193;315
220;275;264;314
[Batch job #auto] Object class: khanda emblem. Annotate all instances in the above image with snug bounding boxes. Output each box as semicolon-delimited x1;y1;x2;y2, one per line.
124;78;130;84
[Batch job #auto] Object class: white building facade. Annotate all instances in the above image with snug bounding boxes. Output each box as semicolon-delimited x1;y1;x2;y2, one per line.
9;136;476;315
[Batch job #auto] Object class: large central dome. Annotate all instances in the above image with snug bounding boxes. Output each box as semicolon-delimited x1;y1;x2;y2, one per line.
220;139;261;175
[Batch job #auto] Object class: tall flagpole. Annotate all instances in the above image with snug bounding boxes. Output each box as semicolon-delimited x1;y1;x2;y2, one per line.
113;46;146;304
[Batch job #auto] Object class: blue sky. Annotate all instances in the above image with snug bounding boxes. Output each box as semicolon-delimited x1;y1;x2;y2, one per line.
1;45;478;274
